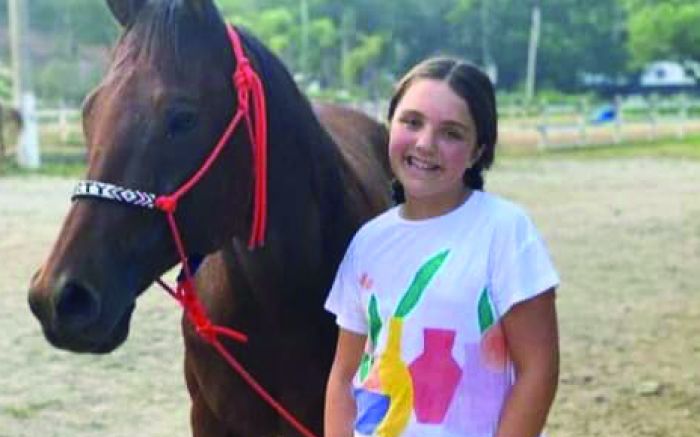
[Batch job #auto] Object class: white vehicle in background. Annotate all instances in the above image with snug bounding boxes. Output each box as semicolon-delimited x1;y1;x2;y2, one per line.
640;60;699;87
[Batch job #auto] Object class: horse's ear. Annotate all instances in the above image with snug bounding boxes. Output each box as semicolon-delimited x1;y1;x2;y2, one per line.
186;0;211;17
107;0;147;27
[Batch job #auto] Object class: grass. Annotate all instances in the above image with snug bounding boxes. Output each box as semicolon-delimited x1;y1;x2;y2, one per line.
0;150;86;178
2;400;64;420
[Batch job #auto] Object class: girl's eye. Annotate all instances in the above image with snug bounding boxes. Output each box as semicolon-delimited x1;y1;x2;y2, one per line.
445;129;464;141
400;117;421;129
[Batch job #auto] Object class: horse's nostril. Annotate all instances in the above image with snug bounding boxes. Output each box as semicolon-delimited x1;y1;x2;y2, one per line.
28;289;47;322
55;281;101;331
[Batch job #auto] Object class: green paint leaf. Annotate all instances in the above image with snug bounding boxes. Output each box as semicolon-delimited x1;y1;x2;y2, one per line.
368;294;382;346
359;353;372;382
478;287;495;334
394;250;450;318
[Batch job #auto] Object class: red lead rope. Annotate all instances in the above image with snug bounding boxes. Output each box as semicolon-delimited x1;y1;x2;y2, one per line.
151;25;318;437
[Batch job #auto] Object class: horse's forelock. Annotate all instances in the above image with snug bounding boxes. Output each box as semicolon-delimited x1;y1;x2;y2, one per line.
114;0;227;73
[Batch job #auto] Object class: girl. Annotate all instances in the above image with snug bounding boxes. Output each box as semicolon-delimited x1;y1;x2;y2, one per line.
324;57;559;437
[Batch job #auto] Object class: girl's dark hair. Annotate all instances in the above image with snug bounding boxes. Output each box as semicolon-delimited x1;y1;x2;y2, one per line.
388;57;498;204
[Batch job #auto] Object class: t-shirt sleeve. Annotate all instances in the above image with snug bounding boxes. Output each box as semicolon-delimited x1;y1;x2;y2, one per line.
324;236;368;335
489;208;560;318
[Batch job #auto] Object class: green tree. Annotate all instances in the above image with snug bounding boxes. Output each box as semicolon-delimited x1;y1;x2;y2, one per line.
624;0;700;67
1;0;645;101
538;0;628;90
446;0;628;91
2;0;119;103
342;33;383;91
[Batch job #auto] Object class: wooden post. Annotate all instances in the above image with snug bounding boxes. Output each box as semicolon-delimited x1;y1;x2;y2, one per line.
537;99;548;149
9;0;22;109
0;104;5;163
677;94;688;140
648;95;657;141
59;104;69;144
9;0;40;168
525;0;541;104
578;98;588;146
613;95;623;144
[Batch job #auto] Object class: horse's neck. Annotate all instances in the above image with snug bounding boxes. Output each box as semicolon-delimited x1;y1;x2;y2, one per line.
223;33;359;301
234;103;350;296
259;63;357;260
268;97;357;272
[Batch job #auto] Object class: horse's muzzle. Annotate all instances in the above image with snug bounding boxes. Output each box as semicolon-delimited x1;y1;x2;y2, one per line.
28;274;133;354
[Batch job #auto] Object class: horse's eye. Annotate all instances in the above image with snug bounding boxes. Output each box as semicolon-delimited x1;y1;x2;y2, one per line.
166;110;198;137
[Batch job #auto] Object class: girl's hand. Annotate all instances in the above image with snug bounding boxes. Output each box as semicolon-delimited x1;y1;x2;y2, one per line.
324;329;367;437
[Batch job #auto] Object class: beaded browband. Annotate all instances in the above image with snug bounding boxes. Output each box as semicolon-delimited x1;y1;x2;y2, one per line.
73;180;157;209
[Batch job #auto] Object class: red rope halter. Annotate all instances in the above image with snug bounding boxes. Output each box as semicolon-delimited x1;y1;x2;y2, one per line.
155;24;267;249
151;24;317;437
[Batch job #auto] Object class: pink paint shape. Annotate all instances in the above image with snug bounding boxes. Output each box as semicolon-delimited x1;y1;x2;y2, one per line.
444;343;510;435
408;328;461;424
481;322;508;370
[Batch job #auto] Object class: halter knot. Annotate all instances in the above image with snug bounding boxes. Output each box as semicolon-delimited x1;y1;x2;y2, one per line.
155;195;178;213
234;62;252;89
234;75;251;112
179;280;217;343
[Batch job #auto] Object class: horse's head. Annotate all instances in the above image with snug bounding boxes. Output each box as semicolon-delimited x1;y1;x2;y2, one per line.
28;0;255;353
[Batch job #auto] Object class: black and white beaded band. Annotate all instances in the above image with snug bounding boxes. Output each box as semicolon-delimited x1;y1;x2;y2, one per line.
72;180;157;209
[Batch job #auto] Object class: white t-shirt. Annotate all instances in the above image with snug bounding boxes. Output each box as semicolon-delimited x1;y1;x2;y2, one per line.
325;190;559;437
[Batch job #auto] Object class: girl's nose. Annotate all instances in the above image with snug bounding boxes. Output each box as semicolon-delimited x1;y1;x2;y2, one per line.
415;127;436;152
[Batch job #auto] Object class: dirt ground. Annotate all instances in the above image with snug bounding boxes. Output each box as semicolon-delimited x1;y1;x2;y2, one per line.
1;156;699;436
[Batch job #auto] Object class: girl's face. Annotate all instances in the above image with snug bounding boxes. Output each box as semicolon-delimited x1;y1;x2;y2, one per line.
389;78;481;217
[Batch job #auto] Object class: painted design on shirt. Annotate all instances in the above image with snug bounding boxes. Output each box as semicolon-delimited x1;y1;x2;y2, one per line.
360;272;374;290
409;328;462;424
443;342;509;435
359;294;382;384
354;250;450;437
478;287;508;370
444;286;509;435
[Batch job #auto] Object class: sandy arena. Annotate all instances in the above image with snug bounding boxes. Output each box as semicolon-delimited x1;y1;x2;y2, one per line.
1;156;699;436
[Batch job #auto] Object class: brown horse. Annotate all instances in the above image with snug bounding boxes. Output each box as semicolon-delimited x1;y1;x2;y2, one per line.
27;0;390;435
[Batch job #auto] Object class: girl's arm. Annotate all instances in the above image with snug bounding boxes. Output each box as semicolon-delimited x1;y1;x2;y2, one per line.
496;289;559;437
324;328;367;437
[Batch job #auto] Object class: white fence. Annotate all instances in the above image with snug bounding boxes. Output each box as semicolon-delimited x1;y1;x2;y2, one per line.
3;95;699;166
29;95;700;150
36;107;82;144
349;94;700;150
499;95;700;149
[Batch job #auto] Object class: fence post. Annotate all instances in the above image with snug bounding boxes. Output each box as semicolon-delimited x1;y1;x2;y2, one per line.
59;102;69;144
537;99;548;149
677;93;688;140
17;92;40;169
578;97;588;146
613;95;623;144
0;104;5;164
648;95;657;141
